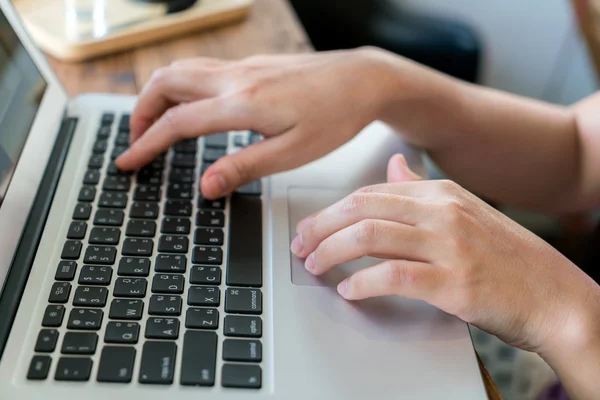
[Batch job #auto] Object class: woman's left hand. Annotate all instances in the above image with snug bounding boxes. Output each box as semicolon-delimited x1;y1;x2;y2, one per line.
291;154;600;359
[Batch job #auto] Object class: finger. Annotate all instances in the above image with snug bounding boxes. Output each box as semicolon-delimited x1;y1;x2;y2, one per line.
291;192;427;258
130;67;222;144
337;259;447;302
169;57;228;69
117;97;250;171
200;128;310;199
387;154;424;183
304;220;434;276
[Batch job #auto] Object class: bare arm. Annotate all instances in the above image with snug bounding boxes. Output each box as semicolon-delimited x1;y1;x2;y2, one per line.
375;50;600;213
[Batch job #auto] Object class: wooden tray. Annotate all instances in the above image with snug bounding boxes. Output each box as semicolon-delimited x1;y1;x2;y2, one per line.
12;0;253;62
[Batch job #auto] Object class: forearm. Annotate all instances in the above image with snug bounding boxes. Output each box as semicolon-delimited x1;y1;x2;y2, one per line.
372;49;584;213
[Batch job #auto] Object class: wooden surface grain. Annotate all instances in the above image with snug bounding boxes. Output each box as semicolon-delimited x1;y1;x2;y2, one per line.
42;1;501;398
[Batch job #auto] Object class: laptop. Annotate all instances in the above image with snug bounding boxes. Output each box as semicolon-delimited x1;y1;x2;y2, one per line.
0;1;488;398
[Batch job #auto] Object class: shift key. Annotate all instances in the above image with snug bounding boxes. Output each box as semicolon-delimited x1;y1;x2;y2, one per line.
180;331;217;386
138;341;176;384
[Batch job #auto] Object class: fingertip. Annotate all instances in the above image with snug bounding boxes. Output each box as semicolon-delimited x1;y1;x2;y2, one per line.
337;279;349;298
200;171;229;199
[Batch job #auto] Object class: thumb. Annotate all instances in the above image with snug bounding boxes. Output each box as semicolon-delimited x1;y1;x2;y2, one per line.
387;154;423;183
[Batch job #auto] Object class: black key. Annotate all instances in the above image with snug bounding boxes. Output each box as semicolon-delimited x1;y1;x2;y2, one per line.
166;183;193;200
78;186;96;202
188;286;220;306
93;139;108;154
97;125;112;139
155;254;186;273
168;167;194;183
55;357;92;381
98;192;128;208
103;175;131;191
180;331;217;386
49;282;71;303
171;153;196;168
55;261;77;281
119;114;130;132
249;131;262;144
204;132;228;149
130;202;159;219
67;221;87;240
83;170;100;185
145;317;179;339
88;227;120;245
158;235;188;253
161;217;190;235
67;308;103;330
203;148;226;162
198;196;225;210
94;209;124;226
196;210;225;227
137;168;163;185
97;346;136;383
118;257;151;277
104;322;140;344
61;332;98;355
221;364;261;389
224;316;262;338
164;200;192;217
227;195;262;287
111;146;128;160
73;286;108;307
190;266;221;285
224;288;262;315
194;228;223;246
78;266;113;286
35;329;59;352
148;295;182;316
61;240;82;260
84;245;117;265
126;220;156;237
192;246;222;265
134;185;161;201
106;162;132;176
27;356;51;380
174;139;198;154
101;113;114;126
223;339;262;362
113;278;147;298
152;274;184;294
235;180;262;196
139;341;176;384
109;299;144;320
72;203;92;220
115;132;129;146
42;305;66;327
122;238;154;256
88;154;105;169
185;308;218;329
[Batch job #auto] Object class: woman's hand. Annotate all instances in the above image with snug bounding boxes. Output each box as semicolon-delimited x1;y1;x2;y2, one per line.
291;155;600;368
115;48;403;199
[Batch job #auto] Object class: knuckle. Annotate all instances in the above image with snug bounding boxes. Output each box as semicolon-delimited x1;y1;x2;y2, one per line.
229;154;258;184
383;261;417;289
355;185;375;194
355;219;378;246
436;179;459;194
161;107;184;137
444;198;467;224
149;67;170;87
341;193;370;216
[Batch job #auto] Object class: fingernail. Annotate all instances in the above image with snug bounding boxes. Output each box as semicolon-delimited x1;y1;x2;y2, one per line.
290;234;303;255
305;252;315;273
337;279;348;297
205;172;227;197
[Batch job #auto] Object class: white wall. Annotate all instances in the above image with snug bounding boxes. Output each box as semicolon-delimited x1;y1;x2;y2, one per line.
395;0;598;104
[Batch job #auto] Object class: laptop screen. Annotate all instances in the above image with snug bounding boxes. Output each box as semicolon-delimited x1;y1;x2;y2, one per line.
0;9;47;206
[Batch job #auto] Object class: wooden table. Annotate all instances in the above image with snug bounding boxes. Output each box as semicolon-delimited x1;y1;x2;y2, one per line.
43;0;502;398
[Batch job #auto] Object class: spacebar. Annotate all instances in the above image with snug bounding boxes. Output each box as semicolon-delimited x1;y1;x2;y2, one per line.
227;194;262;287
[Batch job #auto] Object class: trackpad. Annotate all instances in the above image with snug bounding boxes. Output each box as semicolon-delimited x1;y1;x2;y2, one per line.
288;187;382;287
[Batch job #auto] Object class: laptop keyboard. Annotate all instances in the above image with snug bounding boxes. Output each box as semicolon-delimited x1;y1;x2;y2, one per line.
26;113;264;388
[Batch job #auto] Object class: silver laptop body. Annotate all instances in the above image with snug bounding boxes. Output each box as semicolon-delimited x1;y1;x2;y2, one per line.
0;1;487;398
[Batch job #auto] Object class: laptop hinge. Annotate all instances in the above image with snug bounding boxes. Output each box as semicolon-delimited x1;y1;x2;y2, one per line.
0;116;78;358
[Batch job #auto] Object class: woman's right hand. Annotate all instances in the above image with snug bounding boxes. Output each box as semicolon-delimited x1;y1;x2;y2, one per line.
116;47;412;199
